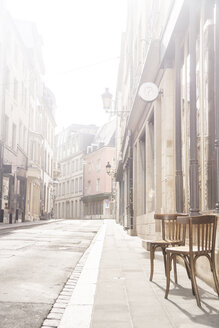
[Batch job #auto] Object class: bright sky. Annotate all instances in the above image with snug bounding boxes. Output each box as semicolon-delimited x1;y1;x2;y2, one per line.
6;0;127;131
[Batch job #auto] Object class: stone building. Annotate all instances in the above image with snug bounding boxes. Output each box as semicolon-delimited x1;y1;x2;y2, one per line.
83;146;116;220
82;119;116;219
25;85;56;221
55;124;98;219
15;20;56;221
115;0;219;286
0;5;56;222
0;8;30;222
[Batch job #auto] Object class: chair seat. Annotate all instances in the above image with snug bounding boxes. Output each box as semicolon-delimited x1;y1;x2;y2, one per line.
150;239;183;245
166;245;211;254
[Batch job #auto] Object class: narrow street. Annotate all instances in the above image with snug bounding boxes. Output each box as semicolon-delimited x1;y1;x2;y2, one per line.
1;1;219;327
0;220;103;328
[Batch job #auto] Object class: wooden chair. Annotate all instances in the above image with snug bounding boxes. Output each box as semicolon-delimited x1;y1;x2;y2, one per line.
149;213;187;282
165;215;219;307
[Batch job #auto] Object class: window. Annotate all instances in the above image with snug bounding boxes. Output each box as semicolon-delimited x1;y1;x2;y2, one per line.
51;159;53;177
21;82;24;105
67;145;70;157
62;164;66;176
19;122;22;148
24;87;27;110
79;177;83;192
76;159;79;171
71;160;75;172
62;182;65;195
67;181;69;194
23;126;26;150
46;154;49;173
5;66;10;90
14;43;18;65
14;78;18;101
30;140;34;161
97;159;101;170
75;178;78;193
87;180;91;194
71;201;74;217
4;115;9;145
12;123;16;150
75;200;78;218
96;178;100;192
71;179;74;193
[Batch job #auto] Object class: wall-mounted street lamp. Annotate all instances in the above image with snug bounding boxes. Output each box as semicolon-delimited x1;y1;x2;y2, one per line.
101;88;129;116
101;88;113;110
105;161;116;203
106;161;112;175
105;161;116;177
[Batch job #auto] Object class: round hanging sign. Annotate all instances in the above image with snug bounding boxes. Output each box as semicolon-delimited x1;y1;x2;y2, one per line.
138;82;159;102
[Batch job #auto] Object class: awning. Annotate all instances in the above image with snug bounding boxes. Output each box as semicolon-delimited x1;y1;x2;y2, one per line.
81;193;111;202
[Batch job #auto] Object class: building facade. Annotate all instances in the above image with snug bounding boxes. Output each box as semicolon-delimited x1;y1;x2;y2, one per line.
116;0;219;286
0;5;56;222
0;9;30;222
55;124;98;219
82;119;116;219
83;145;116;219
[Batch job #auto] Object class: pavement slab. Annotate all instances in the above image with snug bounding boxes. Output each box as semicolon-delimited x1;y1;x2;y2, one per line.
90;220;219;328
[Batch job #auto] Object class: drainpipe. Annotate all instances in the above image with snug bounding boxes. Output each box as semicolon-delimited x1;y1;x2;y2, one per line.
189;1;200;215
215;0;219;212
175;37;183;213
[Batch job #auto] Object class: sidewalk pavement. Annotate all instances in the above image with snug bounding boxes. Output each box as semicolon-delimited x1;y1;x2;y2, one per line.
55;220;219;328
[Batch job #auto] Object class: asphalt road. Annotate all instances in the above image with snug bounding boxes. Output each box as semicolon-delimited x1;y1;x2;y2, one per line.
0;219;103;328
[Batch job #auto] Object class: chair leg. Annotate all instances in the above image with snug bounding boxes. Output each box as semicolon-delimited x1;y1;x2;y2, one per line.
149;244;155;281
173;255;178;284
210;258;219;297
184;256;191;280
165;251;171;299
190;255;201;307
162;248;167;276
185;256;195;295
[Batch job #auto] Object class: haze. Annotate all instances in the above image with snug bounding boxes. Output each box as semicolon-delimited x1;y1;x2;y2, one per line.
6;0;127;130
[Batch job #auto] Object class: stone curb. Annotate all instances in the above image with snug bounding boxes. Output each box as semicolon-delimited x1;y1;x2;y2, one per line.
0;219;63;232
41;222;105;328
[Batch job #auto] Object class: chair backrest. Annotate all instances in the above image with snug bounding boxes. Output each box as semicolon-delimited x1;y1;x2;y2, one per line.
177;215;217;253
154;213;187;242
